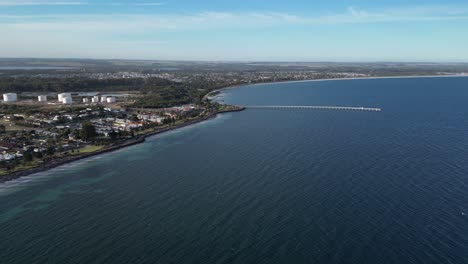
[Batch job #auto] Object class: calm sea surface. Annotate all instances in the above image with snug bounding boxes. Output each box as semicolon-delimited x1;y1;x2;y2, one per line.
1;77;468;264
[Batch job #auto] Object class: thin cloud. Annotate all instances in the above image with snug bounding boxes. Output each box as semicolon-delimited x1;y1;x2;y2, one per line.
1;5;468;33
0;1;166;7
133;2;164;6
111;40;166;45
0;1;87;6
1;5;467;61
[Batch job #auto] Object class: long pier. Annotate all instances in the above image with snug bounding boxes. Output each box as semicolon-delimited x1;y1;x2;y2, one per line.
246;105;381;112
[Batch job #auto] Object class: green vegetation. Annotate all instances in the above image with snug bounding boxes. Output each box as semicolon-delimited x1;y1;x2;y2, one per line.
131;77;229;108
132;86;193;108
80;121;97;142
0;77;173;93
0;160;42;176
70;145;103;155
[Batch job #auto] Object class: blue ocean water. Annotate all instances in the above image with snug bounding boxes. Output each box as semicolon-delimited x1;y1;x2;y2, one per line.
0;77;467;264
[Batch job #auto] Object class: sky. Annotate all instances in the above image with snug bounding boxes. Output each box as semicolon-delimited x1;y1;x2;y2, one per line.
1;0;468;62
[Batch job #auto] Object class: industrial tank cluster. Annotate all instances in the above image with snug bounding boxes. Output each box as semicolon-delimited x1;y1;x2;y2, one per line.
2;93;117;105
58;94;117;104
58;93;72;104
3;93;50;103
50;93;117;104
87;96;117;104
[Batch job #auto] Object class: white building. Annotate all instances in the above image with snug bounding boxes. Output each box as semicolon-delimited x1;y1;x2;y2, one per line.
92;96;99;103
38;95;47;102
58;93;71;102
0;153;17;161
101;96;107;103
150;116;165;124
3;93;18;102
106;97;116;103
62;97;73;104
83;98;89;103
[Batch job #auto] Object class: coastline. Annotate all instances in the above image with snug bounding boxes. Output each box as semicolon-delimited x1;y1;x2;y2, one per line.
209;74;468;97
3;73;468;184
0;107;245;184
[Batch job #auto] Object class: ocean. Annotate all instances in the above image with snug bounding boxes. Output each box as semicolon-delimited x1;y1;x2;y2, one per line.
0;77;467;263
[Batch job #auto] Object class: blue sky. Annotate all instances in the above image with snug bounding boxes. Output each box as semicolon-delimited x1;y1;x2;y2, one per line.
1;0;468;62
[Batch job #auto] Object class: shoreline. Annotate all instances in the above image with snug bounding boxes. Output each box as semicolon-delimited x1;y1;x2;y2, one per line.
2;73;467;184
209;74;468;97
0;107;245;184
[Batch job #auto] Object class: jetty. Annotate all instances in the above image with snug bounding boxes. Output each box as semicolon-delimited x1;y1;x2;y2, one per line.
246;105;381;112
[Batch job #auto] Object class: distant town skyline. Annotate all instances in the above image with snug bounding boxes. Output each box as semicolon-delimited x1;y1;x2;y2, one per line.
1;0;468;62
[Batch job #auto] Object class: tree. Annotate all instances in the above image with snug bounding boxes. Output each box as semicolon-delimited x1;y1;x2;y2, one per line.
34;151;43;159
23;151;33;162
46;146;56;156
109;129;118;140
0;124;5;134
80;121;97;142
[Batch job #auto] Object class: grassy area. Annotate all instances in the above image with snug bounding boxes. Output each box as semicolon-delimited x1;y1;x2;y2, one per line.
0;160;42;176
135;125;173;135
70;145;103;155
0;145;103;177
218;104;242;111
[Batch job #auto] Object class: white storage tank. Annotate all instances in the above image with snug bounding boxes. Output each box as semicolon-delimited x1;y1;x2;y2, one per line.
101;96;107;103
38;95;47;102
83;98;89;103
106;97;116;103
58;93;71;102
3;93;18;102
62;97;73;104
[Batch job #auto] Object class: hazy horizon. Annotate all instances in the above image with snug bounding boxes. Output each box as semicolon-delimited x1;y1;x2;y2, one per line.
2;58;468;64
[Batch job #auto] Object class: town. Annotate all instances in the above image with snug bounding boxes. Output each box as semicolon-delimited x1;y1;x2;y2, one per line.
1;59;468;179
0;89;243;179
